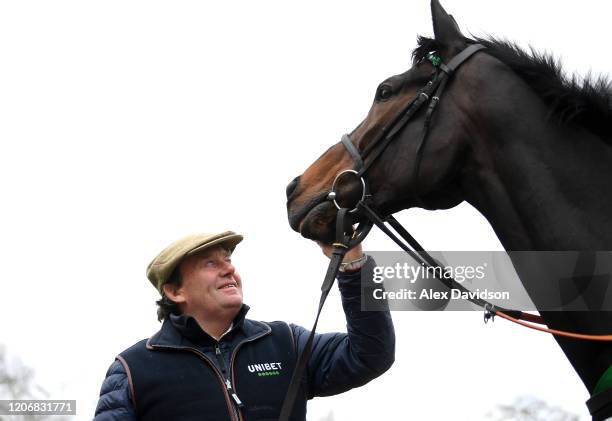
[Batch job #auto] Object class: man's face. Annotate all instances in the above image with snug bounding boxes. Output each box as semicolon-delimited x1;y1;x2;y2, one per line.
174;245;243;319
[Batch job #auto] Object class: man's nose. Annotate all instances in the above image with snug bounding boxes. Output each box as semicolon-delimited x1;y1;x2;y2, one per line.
220;260;235;276
286;175;300;200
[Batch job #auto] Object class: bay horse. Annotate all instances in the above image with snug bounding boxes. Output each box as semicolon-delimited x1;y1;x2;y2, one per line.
285;1;612;419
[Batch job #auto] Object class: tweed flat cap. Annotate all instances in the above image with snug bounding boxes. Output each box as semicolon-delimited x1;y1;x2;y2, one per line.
146;231;243;292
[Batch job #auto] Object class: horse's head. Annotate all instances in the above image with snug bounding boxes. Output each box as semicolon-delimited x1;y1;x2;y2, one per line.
287;0;487;243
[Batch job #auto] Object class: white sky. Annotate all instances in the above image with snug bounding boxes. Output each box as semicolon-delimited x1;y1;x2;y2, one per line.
1;1;610;419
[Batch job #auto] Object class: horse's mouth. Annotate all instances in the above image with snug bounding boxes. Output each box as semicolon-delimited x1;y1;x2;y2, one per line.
288;192;325;229
289;198;360;244
303;202;337;241
288;193;338;243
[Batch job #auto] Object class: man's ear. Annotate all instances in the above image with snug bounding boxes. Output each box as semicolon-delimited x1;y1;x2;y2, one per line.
431;0;465;54
163;282;186;303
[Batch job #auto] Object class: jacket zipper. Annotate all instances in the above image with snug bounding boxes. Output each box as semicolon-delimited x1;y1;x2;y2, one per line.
148;322;272;421
215;344;244;419
150;344;238;421
229;325;272;418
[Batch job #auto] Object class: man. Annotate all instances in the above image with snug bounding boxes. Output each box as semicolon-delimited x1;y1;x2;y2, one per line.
94;230;394;420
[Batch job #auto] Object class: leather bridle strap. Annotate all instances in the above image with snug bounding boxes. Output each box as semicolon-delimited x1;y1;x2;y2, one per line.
279;208;353;421
357;81;437;177
341;134;363;171
359;201;508;309
412;74;448;195
356;44;486;179
440;43;486;75
358;201;547;324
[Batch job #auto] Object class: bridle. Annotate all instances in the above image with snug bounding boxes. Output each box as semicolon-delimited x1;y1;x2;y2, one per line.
337;43;488;195
279;42;612;421
325;43;539;322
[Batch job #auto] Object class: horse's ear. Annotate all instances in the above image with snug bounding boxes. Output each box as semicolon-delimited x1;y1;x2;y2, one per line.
431;0;464;49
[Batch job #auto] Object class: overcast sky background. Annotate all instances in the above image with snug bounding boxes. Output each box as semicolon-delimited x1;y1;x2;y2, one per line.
1;1;610;419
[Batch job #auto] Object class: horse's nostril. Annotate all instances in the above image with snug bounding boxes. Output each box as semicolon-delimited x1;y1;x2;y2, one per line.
286;176;300;199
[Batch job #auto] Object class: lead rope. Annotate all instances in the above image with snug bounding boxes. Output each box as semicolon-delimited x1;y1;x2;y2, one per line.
278;208;353;421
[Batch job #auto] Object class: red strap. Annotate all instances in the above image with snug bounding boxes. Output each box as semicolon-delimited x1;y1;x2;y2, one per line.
497;311;612;341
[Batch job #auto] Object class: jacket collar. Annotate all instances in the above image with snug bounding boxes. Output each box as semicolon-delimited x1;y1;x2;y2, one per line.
147;304;270;350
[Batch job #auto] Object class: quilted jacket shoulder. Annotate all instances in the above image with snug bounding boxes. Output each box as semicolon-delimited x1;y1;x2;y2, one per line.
93;359;136;420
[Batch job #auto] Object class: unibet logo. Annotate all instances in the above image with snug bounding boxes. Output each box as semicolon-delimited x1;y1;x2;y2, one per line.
248;362;283;377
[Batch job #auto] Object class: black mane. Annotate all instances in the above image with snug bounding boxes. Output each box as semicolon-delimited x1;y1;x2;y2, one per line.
412;36;612;141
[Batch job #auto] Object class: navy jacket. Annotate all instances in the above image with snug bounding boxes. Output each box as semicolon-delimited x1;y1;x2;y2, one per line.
94;257;395;420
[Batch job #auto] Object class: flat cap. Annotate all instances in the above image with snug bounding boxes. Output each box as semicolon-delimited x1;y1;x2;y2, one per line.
146;231;243;292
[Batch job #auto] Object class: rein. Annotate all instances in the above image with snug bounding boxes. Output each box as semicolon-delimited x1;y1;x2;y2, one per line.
278;208;367;421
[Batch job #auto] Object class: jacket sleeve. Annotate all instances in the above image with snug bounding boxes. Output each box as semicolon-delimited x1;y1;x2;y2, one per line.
291;256;395;398
93;359;137;421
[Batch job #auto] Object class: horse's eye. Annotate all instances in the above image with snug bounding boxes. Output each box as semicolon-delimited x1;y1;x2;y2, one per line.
376;84;393;101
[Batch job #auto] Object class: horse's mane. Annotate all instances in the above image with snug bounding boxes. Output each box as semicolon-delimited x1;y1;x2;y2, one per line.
412;36;612;141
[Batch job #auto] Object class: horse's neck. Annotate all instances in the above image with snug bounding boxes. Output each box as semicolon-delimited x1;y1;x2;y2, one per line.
465;112;612;251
